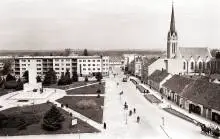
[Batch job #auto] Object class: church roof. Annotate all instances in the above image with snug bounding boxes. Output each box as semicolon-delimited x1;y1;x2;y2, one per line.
178;47;212;60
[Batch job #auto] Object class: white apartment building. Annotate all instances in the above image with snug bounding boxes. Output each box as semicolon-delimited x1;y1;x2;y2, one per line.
0;55;109;79
77;56;109;77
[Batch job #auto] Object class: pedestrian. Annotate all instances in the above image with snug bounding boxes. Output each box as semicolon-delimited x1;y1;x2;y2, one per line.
103;122;106;129
137;116;140;123
133;108;136;114
129;110;132;116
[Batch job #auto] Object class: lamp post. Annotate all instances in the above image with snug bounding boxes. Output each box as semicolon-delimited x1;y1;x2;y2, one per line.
78;129;80;139
162;117;165;127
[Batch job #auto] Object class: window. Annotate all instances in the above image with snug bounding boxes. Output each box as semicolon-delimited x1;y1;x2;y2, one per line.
61;59;64;62
88;68;91;70
55;64;59;66
22;60;26;62
37;72;41;74
66;68;70;71
22;68;26;70
88;64;91;66
93;64;95;66
22;64;26;66
199;62;202;70
191;62;194;70
55;59;59;61
88;60;91;62
103;68;105;70
103;60;105;62
93;68;95;70
83;64;86;66
83;68;86;71
37;64;41;66
55;68;59;70
93;60;95;62
66;59;70;61
103;64;105;66
83;60;86;62
97;60;100;62
28;60;30;62
97;68;100;70
66;64;70;66
97;64;100;66
183;62;186;70
62;68;64;70
37;68;41;70
79;60;82;62
37;59;41;62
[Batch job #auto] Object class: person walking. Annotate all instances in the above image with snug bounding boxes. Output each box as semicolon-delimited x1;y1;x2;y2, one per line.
103;122;106;129
133;108;136;114
137;116;140;123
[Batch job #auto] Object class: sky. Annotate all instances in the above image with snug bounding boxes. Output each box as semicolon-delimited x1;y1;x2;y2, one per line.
0;0;219;50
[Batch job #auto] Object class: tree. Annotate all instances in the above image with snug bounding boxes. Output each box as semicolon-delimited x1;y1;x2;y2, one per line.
95;72;103;82
58;70;72;85
43;69;57;85
64;48;71;56
42;105;64;131
83;49;88;56
6;73;16;82
16;78;23;91
1;60;12;75
22;70;29;83
36;75;42;83
84;76;88;82
72;71;78;82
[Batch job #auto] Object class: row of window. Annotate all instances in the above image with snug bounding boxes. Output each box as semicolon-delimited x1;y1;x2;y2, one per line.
55;64;71;66
79;59;108;62
183;62;204;70
55;59;71;62
83;68;100;71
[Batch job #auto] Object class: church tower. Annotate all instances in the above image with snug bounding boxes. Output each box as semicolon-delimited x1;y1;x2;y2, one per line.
167;3;178;59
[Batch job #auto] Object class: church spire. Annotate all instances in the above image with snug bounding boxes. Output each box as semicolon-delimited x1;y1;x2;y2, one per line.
170;2;176;34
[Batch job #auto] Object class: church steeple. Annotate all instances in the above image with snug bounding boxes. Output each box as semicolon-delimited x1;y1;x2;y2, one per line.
167;2;178;59
170;3;176;34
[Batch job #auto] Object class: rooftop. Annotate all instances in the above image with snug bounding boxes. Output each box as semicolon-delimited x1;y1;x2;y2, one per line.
148;70;169;83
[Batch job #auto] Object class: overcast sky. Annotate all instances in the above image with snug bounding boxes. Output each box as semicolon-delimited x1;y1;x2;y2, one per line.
0;0;219;50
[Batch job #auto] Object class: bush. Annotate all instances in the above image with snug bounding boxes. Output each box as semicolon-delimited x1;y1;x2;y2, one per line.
42;105;64;131
95;72;103;82
84;76;88;82
6;74;16;82
72;71;78;82
4;80;18;89
76;99;97;109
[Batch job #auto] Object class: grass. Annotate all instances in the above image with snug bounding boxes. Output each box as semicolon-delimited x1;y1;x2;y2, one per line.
66;82;105;95
0;88;15;97
57;96;104;123
144;94;162;104
0;103;99;136
45;81;98;90
163;108;196;124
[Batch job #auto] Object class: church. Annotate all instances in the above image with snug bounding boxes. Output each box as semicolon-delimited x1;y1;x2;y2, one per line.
148;3;212;76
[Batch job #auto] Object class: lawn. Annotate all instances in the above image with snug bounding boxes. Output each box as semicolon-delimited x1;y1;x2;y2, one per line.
66;82;105;95
144;94;162;104
163;108;197;124
57;96;104;123
0;103;99;136
0;89;15;97
45;81;98;90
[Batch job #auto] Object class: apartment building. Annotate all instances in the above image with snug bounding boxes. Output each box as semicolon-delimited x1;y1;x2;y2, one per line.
0;55;109;79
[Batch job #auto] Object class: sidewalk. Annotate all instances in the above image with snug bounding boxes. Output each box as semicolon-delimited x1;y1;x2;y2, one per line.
129;75;220;128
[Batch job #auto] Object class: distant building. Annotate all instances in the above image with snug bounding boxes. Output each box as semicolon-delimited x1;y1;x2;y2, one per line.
0;55;109;79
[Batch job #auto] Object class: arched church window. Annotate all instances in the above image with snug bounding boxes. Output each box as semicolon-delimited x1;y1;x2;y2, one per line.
183;62;186;70
191;62;194;70
199;62;202;70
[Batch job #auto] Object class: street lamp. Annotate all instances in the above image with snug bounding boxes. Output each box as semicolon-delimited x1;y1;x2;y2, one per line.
78;129;80;139
162;117;164;126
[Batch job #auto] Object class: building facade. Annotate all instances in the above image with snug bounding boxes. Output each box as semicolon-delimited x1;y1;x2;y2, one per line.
0;55;109;79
